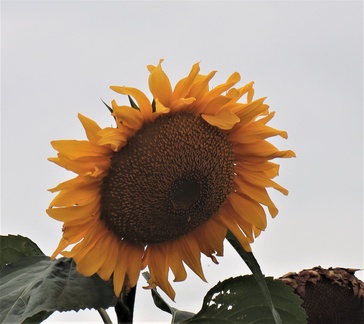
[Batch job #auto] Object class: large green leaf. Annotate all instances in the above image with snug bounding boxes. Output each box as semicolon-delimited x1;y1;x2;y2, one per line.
142;272;195;323
0;256;117;323
185;275;307;323
0;235;45;269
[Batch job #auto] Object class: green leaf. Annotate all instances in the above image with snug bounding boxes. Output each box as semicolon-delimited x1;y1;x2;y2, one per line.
184;275;307;323
0;256;117;323
0;235;45;270
142;272;195;323
226;231;282;323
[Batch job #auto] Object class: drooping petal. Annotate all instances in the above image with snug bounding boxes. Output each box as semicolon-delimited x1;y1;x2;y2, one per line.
178;236;206;282
124;243;144;288
167;243;187;282
234;174;279;217
113;244;128;296
97;234;119;281
228;192;267;230
143;245;176;300
195;218;227;258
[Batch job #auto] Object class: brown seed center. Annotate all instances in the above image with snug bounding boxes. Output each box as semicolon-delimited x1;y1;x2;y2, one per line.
100;112;235;244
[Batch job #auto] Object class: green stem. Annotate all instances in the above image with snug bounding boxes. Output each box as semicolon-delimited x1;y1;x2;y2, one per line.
98;308;112;324
226;231;282;324
115;284;137;323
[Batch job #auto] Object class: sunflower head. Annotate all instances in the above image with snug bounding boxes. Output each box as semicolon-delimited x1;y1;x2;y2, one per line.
280;267;364;323
47;60;295;300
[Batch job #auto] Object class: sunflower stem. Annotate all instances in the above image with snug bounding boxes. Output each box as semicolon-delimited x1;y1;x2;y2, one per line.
226;231;282;324
98;308;112;324
115;284;137;323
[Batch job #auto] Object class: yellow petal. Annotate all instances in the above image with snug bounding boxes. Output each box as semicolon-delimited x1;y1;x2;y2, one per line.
171;97;196;111
198;96;232;115
97;235;119;281
167;244;187;282
232;98;268;124
208;72;241;97
112;100;144;130
202;107;240;130
215;211;252;252
235;160;280;174
113;245;128;296
234;175;279;217
51;238;70;259
235;164;289;195
173;62;200;99
178;236;206;282
76;233;109;277
234;81;255;103
48;176;85;193
49;185;100;207
144;245;176;300
62;219;96;242
125;243;144;288
78;114;102;143
49;154;110;175
51;140;111;159
188;71;217;99
234;140;296;161
154;98;171;115
229;122;288;144
228;192;267;230
194;219;227;257
148;59;173;107
110;86;153;121
96;127;127;151
46;197;100;222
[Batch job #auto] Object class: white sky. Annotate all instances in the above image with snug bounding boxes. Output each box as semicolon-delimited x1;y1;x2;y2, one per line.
1;1;363;323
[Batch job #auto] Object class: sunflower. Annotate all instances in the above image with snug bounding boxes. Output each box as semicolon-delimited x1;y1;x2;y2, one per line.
47;60;295;300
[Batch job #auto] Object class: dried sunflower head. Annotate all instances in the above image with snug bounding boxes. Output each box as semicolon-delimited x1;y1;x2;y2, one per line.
280;266;364;324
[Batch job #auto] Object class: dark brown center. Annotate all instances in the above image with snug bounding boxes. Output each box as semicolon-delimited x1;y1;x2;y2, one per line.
100;112;235;244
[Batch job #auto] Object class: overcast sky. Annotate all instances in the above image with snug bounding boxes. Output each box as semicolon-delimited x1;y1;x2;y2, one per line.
2;1;363;323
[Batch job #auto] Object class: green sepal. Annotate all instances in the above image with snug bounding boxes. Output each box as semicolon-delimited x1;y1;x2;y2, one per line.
151;99;156;113
128;95;140;110
101;98;113;114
